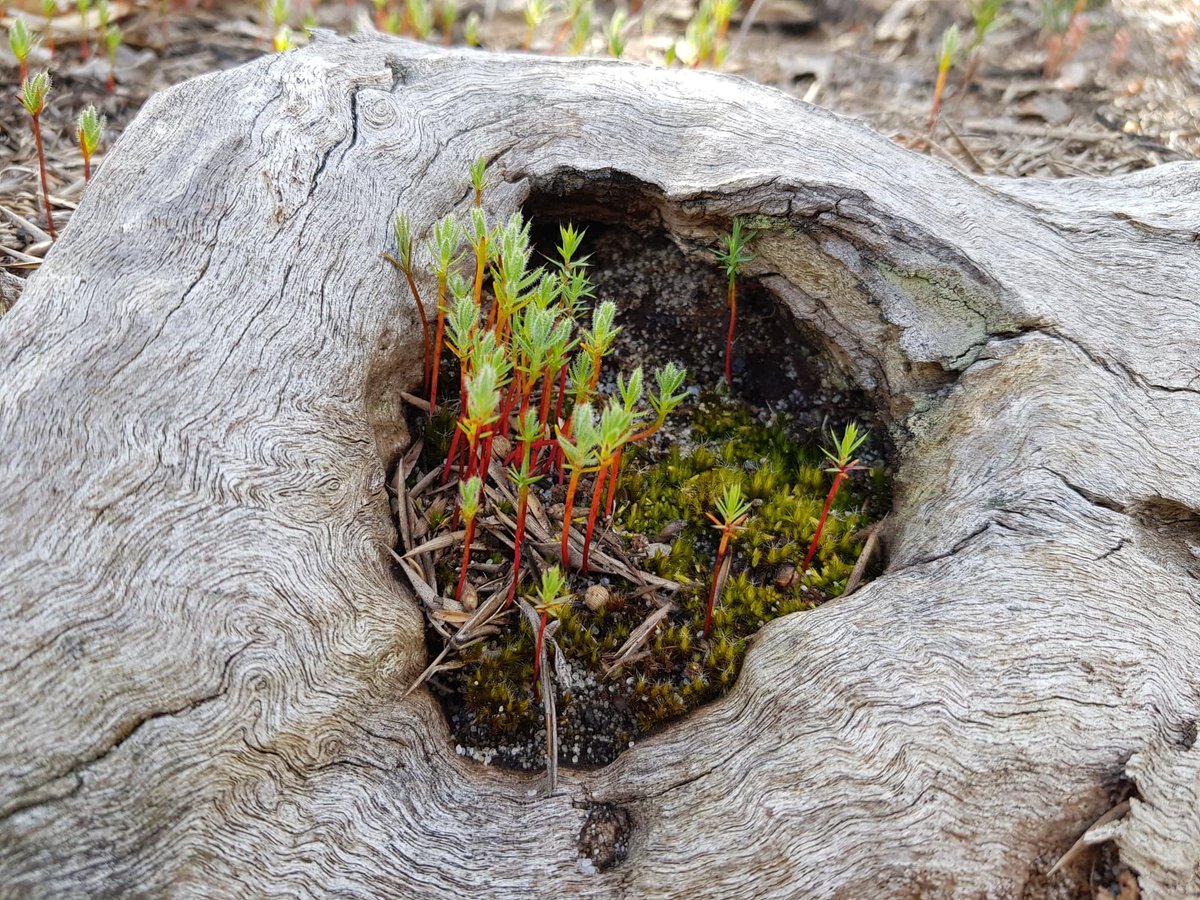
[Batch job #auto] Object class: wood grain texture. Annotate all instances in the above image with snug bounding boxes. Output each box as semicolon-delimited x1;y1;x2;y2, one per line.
2;33;1199;898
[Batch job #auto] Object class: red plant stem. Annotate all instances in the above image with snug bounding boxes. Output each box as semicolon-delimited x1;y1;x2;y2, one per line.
702;538;730;638
403;271;432;394
538;366;557;427
106;67;114;93
428;277;447;412
561;469;582;567
604;445;624;517
82;154;91;183
31;114;56;240
581;462;608;575
454;518;476;601
479;430;496;481
928;68;949;131
507;489;529;607
19;61;27;81
724;276;736;385
532;610;548;684
801;469;848;573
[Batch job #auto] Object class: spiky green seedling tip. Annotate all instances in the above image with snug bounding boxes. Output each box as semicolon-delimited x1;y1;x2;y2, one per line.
78;105;105;156
21;72;51;116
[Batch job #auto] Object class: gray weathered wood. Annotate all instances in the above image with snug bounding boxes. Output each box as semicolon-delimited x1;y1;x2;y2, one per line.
2;33;1199;898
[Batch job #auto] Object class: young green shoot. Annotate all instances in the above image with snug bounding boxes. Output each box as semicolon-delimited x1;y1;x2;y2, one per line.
440;0;456;45
581;300;619;390
528;566;572;688
21;72;55;241
464;10;481;46
455;476;482;601
581;400;635;573
928;24;961;132
568;1;591;54
703;482;752;638
962;0;1005;92
801;423;868;575
407;0;434;40
77;105;105;182
522;0;548;50
9;18;37;82
104;23;120;91
605;8;627;58
273;24;293;51
387;212;433;394
713;219;754;386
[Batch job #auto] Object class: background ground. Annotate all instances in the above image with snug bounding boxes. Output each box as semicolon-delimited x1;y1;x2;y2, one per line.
0;0;1196;286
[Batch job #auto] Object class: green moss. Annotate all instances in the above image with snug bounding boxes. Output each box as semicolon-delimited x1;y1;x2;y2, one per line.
440;391;888;769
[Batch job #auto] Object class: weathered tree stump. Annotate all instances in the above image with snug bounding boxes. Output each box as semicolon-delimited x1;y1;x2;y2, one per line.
2;34;1199;898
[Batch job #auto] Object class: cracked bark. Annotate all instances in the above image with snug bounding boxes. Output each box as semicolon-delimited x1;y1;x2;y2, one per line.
2;33;1200;899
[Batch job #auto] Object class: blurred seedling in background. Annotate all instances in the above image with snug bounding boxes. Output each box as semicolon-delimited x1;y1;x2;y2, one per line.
522;0;548;50
21;72;56;241
77;105;105;182
104;24;121;91
41;0;57;58
605;8;627;58
961;0;1006;94
9;17;37;81
928;23;960;132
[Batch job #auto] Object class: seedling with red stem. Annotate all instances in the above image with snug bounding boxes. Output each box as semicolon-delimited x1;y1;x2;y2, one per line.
928;24;961;133
557;402;598;566
580;300;618;391
387;212;433;394
9;18;36;82
714;219;754;386
801;423;868;575
703;481;752;638
526;566;571;686
104;23;120;92
20;73;56;241
606;361;689;515
454;476;482;602
580;400;635;574
960;0;1005;95
77;106;105;183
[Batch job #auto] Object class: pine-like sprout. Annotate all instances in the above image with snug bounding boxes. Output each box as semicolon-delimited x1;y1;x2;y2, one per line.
713;218;754;385
77;105;105;183
581;300;619;389
440;0;457;44
389;211;433;392
469;157;487;205
606;8;627;58
929;24;961;132
801;423;868;575
104;23;120;90
522;0;549;49
464;10;481;46
407;0;434;40
454;476;483;601
21;72;55;240
9;18;37;81
703;482;752;637
76;0;90;58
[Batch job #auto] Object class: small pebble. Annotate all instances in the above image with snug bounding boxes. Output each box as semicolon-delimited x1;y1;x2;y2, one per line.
774;564;798;589
585;584;611;612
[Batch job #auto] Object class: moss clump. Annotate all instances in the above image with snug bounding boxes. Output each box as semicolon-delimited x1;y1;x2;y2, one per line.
435;389;888;770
